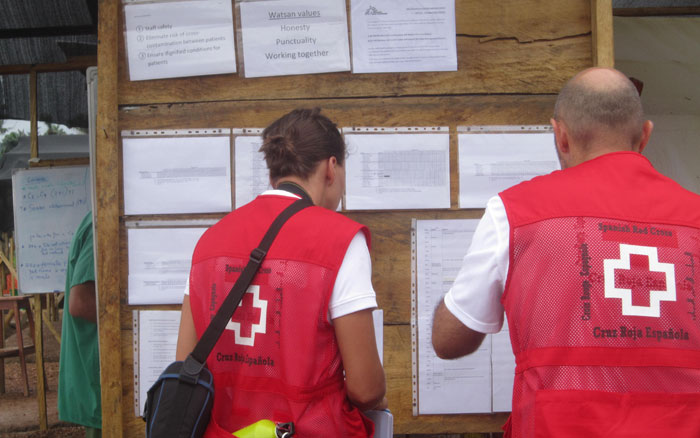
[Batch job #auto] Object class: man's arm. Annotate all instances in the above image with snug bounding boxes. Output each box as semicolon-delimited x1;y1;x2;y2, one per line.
68;281;97;323
432;300;486;359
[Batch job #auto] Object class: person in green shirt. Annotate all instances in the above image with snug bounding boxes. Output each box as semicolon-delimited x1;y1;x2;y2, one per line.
58;211;101;437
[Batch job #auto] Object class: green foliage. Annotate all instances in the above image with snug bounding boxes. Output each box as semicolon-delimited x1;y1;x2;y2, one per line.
0;130;25;155
44;122;67;136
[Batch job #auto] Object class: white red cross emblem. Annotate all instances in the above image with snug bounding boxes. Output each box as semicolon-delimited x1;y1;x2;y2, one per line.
603;244;676;317
225;285;267;346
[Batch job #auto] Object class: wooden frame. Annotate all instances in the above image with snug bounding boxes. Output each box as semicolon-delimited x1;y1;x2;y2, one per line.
95;1;611;436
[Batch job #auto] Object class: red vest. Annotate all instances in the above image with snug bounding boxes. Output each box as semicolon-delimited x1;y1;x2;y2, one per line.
188;194;374;438
500;152;700;437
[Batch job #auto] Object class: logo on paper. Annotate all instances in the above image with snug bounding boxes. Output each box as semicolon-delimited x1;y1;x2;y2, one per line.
226;285;267;346
603;244;676;317
365;6;387;15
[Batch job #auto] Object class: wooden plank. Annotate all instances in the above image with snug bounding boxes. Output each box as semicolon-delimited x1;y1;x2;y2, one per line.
613;7;700;17
29;71;38;159
0;250;18;279
118;95;556;130
592;0;614;67
458;0;589;42
119;35;590;104
0;56;97;75
97;0;123;436
0;345;36;358
32;295;48;430
30;158;90;168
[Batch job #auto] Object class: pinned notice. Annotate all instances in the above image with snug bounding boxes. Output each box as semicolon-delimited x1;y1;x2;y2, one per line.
124;0;236;81
350;0;457;73
239;0;351;78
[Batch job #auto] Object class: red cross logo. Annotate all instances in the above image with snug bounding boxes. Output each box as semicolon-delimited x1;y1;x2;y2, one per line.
603;244;676;317
225;285;267;346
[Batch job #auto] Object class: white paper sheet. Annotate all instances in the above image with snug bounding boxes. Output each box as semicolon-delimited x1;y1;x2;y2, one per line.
234;135;270;208
344;132;450;210
135;310;181;416
458;131;560;208
124;0;236;81
350;0;457;73
492;319;515;412
373;309;384;365
122;135;232;215
128;227;207;305
415;219;494;414
239;0;351;77
414;219;516;414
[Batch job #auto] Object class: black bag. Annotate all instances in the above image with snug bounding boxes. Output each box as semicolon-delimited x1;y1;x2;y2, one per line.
143;185;312;438
143;359;214;438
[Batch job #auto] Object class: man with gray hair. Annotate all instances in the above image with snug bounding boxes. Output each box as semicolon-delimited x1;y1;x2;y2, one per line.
432;67;700;437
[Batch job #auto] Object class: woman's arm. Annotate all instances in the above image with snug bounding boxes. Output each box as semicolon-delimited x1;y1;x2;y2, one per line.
334;308;387;411
176;295;198;361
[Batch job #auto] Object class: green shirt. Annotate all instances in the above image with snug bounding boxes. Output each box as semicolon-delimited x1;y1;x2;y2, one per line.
58;212;101;428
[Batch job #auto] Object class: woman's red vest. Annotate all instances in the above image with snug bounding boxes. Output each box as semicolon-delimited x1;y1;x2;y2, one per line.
188;194;374;437
499;152;700;437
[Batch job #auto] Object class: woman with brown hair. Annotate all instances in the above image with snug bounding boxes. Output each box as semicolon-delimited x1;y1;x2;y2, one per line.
176;108;387;437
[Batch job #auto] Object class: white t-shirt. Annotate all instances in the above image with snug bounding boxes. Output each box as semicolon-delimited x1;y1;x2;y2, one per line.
443;195;511;334
185;190;377;321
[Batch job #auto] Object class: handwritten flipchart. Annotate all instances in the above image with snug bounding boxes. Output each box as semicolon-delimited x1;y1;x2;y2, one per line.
12;166;92;294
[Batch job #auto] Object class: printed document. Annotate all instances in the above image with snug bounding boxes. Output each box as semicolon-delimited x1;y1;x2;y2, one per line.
122;135;232;215
350;0;457;73
239;0;350;77
234;135;270;208
135;310;181;416
128;227;207;305
414;219;516;414
458;131;559;208
344;132;450;210
124;0;236;81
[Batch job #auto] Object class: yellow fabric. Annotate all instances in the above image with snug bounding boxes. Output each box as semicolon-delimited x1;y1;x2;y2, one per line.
232;419;277;438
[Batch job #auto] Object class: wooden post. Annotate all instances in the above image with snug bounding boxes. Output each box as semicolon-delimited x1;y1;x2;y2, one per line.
32;294;48;430
592;0;615;67
29;70;39;159
97;0;123;435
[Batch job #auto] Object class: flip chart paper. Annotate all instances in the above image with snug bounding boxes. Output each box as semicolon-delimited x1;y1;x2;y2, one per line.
12;166;91;294
350;0;457;73
124;0;236;81
239;0;351;77
122;135;232;215
344;132;450;210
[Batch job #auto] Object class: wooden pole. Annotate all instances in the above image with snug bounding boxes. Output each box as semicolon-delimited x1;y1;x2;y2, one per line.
96;0;123;435
29;70;39;159
32;295;48;430
592;0;615;67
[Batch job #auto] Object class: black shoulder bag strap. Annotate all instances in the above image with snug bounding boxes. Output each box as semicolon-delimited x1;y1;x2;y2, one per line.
188;182;312;367
168;185;312;437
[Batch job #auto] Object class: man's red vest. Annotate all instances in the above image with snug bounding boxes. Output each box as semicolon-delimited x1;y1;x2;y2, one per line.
188;194;374;438
499;152;700;437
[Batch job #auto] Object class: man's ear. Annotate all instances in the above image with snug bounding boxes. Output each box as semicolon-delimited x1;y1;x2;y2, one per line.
551;118;570;155
635;120;654;154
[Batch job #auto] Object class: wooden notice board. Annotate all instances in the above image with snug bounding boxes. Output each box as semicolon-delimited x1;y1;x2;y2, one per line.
94;1;612;436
